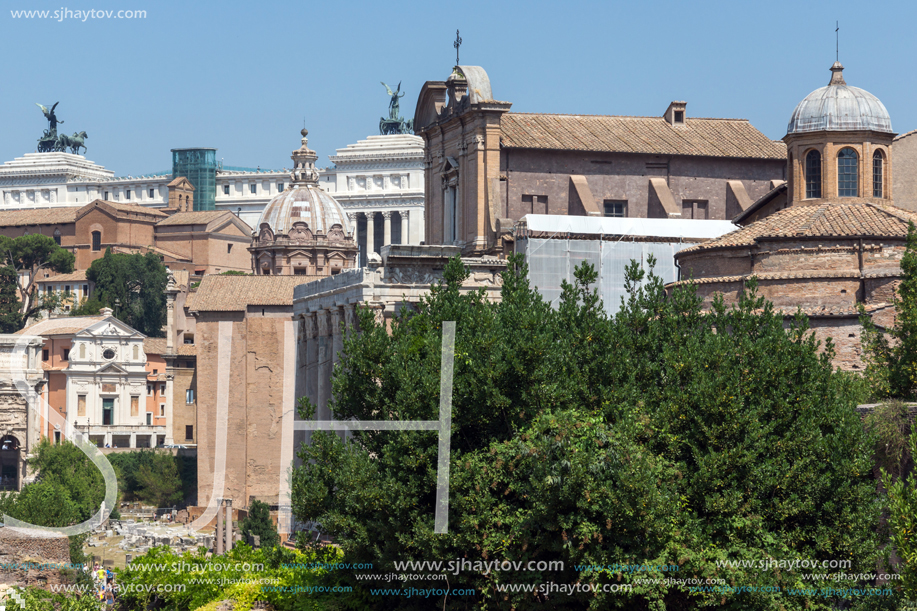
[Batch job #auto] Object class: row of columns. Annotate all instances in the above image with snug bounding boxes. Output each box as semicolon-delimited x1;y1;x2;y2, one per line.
215;498;233;555
347;210;410;259
299;304;385;419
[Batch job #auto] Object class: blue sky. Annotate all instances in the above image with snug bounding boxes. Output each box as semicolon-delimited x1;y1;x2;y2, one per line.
1;0;914;175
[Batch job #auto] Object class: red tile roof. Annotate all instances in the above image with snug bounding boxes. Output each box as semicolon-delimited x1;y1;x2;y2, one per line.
679;201;917;255
500;113;787;159
189;275;303;312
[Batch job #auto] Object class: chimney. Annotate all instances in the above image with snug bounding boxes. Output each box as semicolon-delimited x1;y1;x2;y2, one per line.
664;101;687;127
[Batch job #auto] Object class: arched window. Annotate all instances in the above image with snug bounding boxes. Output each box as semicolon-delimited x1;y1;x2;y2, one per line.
53;229;61;245
805;150;822;199
838;148;859;197
873;150;885;198
91;231;101;251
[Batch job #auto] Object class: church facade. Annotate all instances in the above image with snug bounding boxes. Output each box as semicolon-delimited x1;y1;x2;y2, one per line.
413;65;787;257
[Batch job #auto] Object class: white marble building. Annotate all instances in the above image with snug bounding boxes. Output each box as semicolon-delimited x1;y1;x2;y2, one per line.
319;134;425;266
0;135;426;257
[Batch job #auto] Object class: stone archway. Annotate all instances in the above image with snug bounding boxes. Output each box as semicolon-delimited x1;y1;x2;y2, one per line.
0;435;21;491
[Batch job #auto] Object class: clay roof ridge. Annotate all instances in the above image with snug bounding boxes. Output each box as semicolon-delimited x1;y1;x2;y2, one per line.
506;111;754;122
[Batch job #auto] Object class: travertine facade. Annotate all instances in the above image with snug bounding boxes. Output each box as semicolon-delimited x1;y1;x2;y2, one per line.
0;336;44;491
413;65;786;256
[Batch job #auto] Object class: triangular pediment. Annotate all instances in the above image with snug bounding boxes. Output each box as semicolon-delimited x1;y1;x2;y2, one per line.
96;362;130;375
76;316;145;339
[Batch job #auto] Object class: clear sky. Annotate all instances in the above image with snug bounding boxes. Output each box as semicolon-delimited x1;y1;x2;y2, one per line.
1;0;914;176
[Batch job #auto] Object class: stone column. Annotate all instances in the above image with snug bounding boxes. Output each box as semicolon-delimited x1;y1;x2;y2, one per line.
331;307;343;369
225;499;233;552
400;211;410;245
164;374;174;445
316;310;332;420
129;432;136;449
365;212;376;258
346;212;358;243
216;499;224;555
104;431;112;447
304;315;318;415
382;211;392;248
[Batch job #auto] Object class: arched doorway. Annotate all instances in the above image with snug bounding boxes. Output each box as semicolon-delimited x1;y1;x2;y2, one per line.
0;435;21;491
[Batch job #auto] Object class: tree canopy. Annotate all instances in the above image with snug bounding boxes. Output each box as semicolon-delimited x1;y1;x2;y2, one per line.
240;499;280;549
292;255;884;611
86;249;167;337
0;234;75;326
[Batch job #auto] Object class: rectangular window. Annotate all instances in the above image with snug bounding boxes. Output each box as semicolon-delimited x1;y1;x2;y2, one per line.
277;182;284;192
149;188;155;198
227;244;233;253
146;412;152;426
186;388;195;404
159;404;165;416
147;384;152;396
126;189;131;199
185;425;193;440
64;285;70;294
104;191;109;200
674;110;685;124
681;200;708;220
249;184;257;194
521;194;548;215
83;284;88;296
42;349;48;361
184;334;194;345
603;200;627;218
223;184;230;195
160;383;166;395
62;348;69;361
102;398;114;425
130;396;139;417
91;231;101;251
54;431;61;444
77;394;86;417
294;268;307;275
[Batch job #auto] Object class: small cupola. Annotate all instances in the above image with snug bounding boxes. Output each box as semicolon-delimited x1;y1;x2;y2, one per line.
664;101;687;127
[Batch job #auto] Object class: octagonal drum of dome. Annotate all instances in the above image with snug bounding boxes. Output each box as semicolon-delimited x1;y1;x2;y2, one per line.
258;184;351;236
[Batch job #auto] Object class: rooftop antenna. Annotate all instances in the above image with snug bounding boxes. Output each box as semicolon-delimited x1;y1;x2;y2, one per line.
836;21;839;62
454;29;462;66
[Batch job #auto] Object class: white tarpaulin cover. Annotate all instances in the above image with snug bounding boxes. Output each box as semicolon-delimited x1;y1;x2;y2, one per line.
516;215;736;314
520;214;736;240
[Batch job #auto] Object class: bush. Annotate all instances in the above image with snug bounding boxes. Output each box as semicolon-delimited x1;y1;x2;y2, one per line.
240;499;280;549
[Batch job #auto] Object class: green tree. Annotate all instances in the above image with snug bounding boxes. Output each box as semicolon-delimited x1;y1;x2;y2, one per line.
292;255;883;611
240;499;280;549
885;426;917;600
134;450;184;508
69;296;104;316
86;249;167;337
0;234;75;325
0;265;22;332
860;221;917;399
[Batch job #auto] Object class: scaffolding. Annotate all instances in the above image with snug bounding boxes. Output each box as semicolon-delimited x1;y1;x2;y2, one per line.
515;215;735;315
171;148;217;210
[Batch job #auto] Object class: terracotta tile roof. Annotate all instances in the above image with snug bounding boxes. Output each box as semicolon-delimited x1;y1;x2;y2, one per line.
17;315;106;335
183;290;198;311
156;211;232;227
99;201;168;217
142;338;196;356
0;208;78;227
189;275;303;312
679;201;917;255
36;270;88;283
500;113;787;159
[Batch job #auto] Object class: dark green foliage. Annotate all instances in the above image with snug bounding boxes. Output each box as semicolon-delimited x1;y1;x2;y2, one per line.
0;234;74;326
86;249;167;337
241;499;280;549
69;296;104;316
0;265;22;332
108;449;188;507
865;401;913;480
861;221;917;399
292;255;883;611
220;270;251;276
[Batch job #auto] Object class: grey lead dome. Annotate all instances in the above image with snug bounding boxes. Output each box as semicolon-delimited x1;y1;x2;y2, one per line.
787;62;892;135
